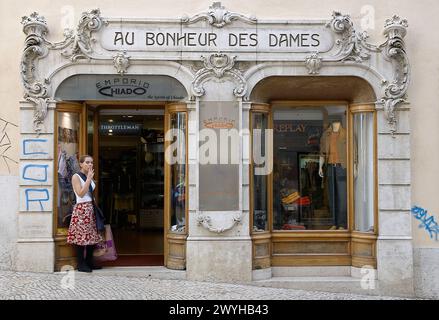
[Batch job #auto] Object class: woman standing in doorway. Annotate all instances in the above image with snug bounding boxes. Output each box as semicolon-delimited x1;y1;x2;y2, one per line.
67;155;103;272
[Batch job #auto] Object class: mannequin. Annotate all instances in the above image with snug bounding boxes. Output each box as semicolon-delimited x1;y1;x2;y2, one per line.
319;121;341;178
319;121;347;230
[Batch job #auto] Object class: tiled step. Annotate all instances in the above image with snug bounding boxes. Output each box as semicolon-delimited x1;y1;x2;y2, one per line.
252;276;381;296
91;267;186;280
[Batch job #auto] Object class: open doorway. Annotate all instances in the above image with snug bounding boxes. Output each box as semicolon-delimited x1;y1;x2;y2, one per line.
96;108;165;266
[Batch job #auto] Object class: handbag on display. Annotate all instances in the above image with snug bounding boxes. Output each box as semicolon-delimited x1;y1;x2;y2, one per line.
93;224;118;262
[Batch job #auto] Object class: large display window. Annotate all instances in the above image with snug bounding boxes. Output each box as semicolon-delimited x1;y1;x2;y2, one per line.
272;105;348;231
250;102;377;268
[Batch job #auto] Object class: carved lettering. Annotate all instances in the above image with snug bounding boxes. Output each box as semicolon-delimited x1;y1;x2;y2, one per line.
114;32;123;45
269;33;319;48
114;32;134;46
145;32;218;47
311;33;320;47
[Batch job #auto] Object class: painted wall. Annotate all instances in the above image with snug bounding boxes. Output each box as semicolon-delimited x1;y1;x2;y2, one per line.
1;0;438;296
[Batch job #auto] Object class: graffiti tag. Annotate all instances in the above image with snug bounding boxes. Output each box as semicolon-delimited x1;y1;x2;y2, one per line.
411;206;439;241
0;118;18;173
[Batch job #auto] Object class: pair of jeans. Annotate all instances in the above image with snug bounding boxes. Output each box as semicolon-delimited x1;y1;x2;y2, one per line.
326;165;347;228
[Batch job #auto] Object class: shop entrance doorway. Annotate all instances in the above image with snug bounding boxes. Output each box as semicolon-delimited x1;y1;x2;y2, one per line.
93;107;165;266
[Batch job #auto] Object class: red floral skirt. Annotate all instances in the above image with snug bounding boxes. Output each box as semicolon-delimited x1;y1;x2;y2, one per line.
67;202;103;246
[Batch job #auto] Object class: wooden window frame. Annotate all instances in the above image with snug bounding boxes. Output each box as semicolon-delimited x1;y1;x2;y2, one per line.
164;103;189;270
250;100;378;268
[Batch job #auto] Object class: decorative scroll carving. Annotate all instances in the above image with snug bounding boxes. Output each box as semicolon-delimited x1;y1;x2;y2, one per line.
21;9;106;133
380;15;410;135
305;52;322;74
192;53;247;97
182;2;256;28
326;11;380;62
21;12;50;133
59;9;106;61
113;52;130;75
326;11;410;134
197;213;242;234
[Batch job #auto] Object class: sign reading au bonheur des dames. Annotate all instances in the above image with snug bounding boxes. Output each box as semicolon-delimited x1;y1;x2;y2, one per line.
101;26;334;53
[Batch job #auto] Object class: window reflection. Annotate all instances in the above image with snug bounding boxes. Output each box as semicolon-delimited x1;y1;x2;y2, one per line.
252;112;268;232
170;112;186;233
273;106;347;231
57;112;80;229
354;113;375;233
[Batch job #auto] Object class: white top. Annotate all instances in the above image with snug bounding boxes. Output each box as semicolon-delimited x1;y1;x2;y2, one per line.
74;173;96;204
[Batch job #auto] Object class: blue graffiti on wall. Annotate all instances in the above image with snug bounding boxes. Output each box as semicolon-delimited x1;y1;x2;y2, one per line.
22;164;49;182
411;206;439;241
25;189;50;211
23;139;48;156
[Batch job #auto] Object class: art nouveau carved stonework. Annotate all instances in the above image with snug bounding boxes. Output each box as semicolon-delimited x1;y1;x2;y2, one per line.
182;1;256;28
191;53;247;98
326;11;410;135
21;12;50;133
20;4;410;135
21;9;106;133
326;11;381;62
113;52;130;75
381;15;410;135
197;212;243;234
305;52;323;74
56;9;106;61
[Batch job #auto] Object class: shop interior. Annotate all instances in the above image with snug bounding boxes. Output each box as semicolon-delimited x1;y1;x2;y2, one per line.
97;109;165;266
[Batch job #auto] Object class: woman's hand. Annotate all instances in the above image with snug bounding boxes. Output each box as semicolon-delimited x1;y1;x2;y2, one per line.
87;168;95;180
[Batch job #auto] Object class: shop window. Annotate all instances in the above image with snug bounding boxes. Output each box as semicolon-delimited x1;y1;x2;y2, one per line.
56;111;81;229
169;112;187;233
252;111;269;232
272;106;348;231
353;112;375;233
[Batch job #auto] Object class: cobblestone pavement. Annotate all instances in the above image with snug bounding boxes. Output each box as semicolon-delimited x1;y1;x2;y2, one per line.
0;271;412;300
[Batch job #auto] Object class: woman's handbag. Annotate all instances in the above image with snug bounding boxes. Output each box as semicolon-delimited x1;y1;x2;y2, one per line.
93;203;105;232
77;172;106;232
94;224;118;261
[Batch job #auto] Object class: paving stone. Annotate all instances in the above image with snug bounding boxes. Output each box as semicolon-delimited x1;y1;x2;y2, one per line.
0;271;416;300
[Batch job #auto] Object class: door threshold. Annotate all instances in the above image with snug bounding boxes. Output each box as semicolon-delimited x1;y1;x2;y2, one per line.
91;266;186;280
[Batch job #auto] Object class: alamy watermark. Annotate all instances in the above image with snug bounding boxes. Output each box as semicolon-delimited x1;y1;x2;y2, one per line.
360;265;376;290
164;127;273;176
60;265;75;290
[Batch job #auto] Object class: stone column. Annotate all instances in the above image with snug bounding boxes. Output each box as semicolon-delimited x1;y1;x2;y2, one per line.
376;102;414;296
16;101;56;272
186;53;252;282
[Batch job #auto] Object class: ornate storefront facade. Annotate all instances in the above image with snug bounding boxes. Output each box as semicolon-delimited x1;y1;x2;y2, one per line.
1;1;437;298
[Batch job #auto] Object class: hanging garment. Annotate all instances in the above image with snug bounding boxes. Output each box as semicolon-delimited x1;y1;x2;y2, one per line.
58;151;68;178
